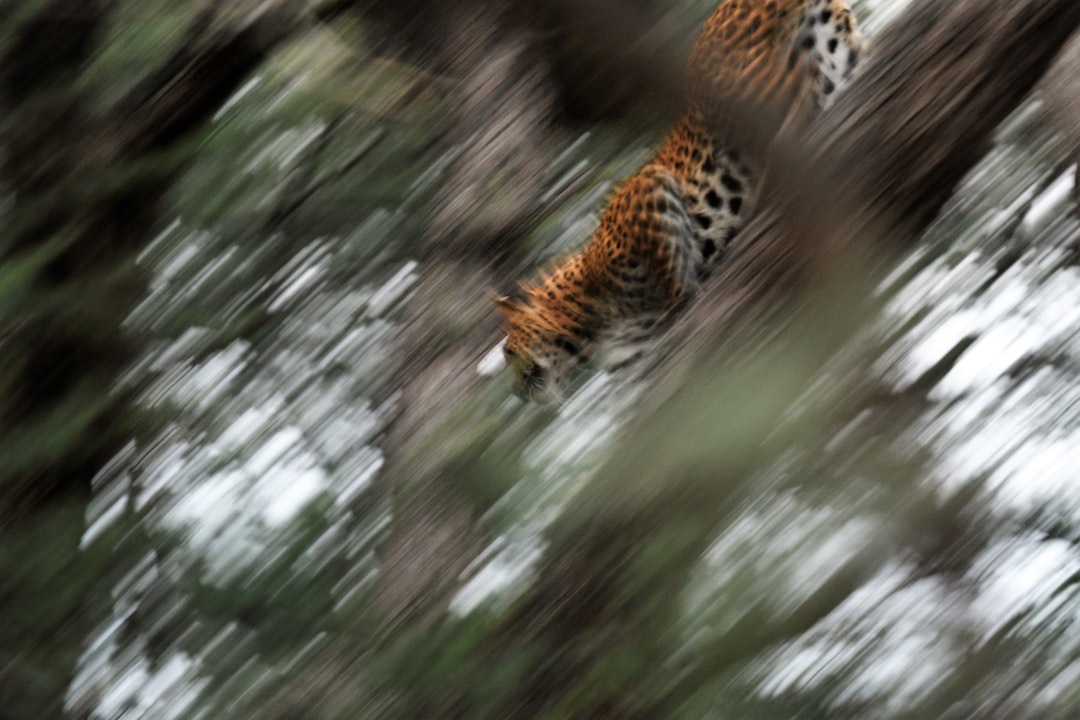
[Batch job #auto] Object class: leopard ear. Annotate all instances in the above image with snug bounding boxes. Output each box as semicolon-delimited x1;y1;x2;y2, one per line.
488;288;524;317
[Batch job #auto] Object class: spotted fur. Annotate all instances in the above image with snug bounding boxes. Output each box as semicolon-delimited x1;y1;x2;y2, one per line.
498;0;865;401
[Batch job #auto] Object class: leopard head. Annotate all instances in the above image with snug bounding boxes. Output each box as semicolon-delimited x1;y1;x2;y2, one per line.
495;294;592;403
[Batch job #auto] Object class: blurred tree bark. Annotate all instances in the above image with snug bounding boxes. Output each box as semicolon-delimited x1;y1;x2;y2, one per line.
1040;33;1080;208
0;2;301;715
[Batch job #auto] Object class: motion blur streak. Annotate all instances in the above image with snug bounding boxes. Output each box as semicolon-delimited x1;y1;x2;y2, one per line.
0;1;1078;718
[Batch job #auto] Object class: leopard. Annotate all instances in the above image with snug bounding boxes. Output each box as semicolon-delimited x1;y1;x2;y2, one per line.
497;0;866;402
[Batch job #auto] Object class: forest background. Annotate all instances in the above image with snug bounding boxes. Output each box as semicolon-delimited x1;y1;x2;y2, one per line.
2;0;1080;717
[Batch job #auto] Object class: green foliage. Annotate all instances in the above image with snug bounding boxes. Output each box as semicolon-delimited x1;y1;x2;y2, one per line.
79;0;202;111
0;498;129;717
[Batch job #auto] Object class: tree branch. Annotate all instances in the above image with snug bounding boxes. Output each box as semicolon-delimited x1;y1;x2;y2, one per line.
501;0;1080;715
